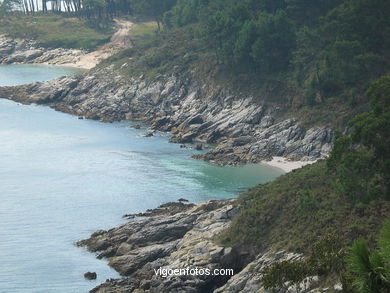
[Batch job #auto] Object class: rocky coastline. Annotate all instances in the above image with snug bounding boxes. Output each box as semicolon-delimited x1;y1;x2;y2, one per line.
0;35;87;66
0;37;338;292
77;200;339;293
0;20;133;69
0;62;333;167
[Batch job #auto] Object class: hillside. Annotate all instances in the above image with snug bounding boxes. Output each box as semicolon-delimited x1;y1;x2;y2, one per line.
89;0;390;290
218;75;390;291
221;161;390;252
0;14;113;50
0;0;389;292
101;0;390;129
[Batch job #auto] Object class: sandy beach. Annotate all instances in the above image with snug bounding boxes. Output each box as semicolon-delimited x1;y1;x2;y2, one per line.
263;156;317;173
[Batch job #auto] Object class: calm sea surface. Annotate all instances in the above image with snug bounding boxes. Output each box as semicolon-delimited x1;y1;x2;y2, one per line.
0;64;283;292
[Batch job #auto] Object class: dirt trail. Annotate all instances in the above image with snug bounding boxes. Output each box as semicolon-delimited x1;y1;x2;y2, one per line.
64;19;133;69
110;19;134;47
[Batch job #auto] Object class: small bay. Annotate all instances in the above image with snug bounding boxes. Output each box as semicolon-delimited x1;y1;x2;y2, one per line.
0;64;84;86
0;65;283;292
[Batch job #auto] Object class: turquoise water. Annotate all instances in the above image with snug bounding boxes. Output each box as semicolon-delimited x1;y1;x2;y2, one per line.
0;65;283;292
0;64;84;86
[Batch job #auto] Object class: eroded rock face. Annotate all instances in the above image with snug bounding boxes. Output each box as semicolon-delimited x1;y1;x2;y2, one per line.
79;201;340;293
78;200;242;293
216;251;318;293
0;35;86;65
0;65;333;165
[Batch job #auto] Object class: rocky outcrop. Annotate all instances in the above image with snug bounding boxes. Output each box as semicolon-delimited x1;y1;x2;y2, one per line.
79;201;339;293
0;65;333;165
0;31;340;293
78;200;242;292
0;35;86;65
84;272;98;280
215;251;320;293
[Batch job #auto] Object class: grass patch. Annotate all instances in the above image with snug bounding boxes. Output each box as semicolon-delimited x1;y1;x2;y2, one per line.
0;13;114;50
130;22;158;38
219;161;390;252
102;25;208;79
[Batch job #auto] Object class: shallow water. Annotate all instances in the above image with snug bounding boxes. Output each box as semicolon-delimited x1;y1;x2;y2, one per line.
0;64;84;86
0;65;283;292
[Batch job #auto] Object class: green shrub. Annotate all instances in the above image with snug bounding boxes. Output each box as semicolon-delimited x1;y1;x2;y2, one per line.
262;260;314;293
262;234;346;292
298;190;319;213
328;76;390;202
345;218;390;293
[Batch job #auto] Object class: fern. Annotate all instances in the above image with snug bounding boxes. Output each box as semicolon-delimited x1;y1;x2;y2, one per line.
378;218;390;283
345;219;390;293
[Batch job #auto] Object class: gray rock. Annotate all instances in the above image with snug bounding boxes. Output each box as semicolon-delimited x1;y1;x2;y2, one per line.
84;272;97;280
0;63;334;165
0;35;86;65
77;200;336;293
3;49;43;63
77;200;238;292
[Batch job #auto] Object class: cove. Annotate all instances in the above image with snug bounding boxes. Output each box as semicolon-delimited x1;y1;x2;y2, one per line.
0;64;84;86
0;65;283;292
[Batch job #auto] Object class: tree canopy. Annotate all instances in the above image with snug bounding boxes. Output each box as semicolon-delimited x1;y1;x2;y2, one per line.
328;76;390;202
162;0;389;104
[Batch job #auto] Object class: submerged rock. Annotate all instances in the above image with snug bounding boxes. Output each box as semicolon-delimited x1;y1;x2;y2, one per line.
84;272;97;280
195;143;203;150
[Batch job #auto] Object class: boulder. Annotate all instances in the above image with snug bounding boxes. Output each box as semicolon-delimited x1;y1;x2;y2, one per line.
84;272;97;280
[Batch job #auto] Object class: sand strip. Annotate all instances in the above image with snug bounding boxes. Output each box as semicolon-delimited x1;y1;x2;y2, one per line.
262;156;317;173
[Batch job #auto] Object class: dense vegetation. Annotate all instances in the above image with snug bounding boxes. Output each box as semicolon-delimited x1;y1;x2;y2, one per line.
163;0;389;103
0;0;175;25
345;221;390;293
3;0;388;117
220;160;390;251
328;76;390;203
219;77;390;292
0;14;113;50
261;220;390;292
93;0;389;127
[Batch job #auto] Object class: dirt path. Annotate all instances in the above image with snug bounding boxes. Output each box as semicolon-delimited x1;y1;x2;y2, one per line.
64;19;133;69
110;19;134;47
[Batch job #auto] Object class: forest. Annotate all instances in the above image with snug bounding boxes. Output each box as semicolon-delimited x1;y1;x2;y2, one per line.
2;0;389;102
0;0;175;27
22;0;386;112
163;0;390;107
